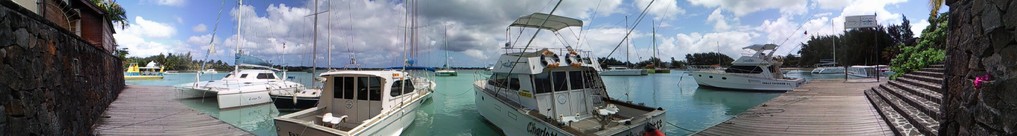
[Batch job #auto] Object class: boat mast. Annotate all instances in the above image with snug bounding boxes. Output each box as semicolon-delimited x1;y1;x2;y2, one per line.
624;16;630;68
234;0;242;75
652;21;657;68
310;0;319;88
444;24;450;70
327;0;333;70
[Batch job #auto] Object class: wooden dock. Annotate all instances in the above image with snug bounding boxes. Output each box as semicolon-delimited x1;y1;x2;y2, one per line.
94;85;251;135
696;79;894;136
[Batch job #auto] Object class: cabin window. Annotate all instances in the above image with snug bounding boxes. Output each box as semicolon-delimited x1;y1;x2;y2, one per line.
509;77;521;90
357;77;382;101
256;73;275;79
532;74;552;94
568;71;585;89
488;73;509;89
725;66;764;73
342;77;355;99
391;79;416;97
552;72;569;91
240;74;248;78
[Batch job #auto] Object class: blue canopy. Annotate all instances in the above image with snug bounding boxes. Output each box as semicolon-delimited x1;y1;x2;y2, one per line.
235;53;272;67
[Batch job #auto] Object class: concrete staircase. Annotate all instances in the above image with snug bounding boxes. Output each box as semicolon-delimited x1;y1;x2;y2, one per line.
864;64;944;136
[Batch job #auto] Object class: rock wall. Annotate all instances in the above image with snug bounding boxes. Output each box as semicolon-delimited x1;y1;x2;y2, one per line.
942;0;1017;135
0;1;125;135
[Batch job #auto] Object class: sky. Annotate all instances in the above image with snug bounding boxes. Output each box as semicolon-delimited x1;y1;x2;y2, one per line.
113;0;949;68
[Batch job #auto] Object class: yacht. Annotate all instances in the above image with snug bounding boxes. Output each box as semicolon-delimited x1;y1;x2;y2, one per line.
201;69;218;74
124;61;165;80
690;44;806;91
475;13;665;136
599;66;647;76
274;70;434;136
811;67;845;74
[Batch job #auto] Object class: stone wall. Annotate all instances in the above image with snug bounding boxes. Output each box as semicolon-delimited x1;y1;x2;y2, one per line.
941;0;1017;135
0;1;125;135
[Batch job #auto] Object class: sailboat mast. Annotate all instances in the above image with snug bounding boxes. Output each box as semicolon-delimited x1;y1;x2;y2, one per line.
310;0;319;88
625;16;629;68
444;24;449;69
234;0;242;75
327;0;333;70
652;21;657;67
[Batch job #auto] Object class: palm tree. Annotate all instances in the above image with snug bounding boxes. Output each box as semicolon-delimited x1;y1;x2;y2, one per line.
91;0;128;29
928;0;944;22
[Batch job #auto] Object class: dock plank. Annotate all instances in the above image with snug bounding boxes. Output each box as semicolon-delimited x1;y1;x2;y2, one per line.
696;79;893;136
94;85;251;135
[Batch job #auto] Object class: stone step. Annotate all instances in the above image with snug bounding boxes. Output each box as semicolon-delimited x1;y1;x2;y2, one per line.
871;87;940;135
879;84;941;119
919;67;945;73
929;64;944;69
896;76;943;93
888;80;943;103
864;89;922;136
903;73;944;85
910;71;944;78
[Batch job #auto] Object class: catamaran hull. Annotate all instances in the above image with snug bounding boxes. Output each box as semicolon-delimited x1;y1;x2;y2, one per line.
274;94;427;136
474;86;665;136
178;87;298;109
690;72;805;91
270;95;319;111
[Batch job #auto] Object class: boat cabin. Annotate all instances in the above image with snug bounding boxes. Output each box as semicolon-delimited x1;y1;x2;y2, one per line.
314;70;424;131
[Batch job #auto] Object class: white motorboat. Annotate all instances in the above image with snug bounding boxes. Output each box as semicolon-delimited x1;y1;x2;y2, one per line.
274;70;434;136
599;66;647;76
201;69;218;74
690;44;806;91
811;66;845;74
475;13;666;136
178;64;305;109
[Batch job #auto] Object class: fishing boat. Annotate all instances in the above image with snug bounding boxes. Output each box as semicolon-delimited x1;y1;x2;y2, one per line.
600;66;647;76
475;12;666;136
435;26;458;76
690;44;806;91
124;61;165;80
274;70;435;136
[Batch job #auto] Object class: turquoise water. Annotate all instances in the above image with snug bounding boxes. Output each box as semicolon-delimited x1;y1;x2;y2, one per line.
126;70;841;136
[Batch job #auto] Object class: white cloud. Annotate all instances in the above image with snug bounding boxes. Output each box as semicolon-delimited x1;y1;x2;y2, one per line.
911;19;930;37
192;24;207;32
126;16;177;38
813;0;850;10
687;0;808;17
637;0;686;21
706;9;731;31
150;0;185;7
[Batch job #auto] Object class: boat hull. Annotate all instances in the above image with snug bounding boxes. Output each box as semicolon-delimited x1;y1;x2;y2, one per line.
270;95;319;111
217;90;273;109
274;93;428;136
600;69;646;76
690;71;805;91
435;71;458;76
124;76;164;80
474;84;666;136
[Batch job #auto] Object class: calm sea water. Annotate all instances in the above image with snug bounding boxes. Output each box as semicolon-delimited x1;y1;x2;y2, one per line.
126;69;847;136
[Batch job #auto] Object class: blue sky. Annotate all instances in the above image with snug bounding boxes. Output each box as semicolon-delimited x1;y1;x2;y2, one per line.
114;0;948;68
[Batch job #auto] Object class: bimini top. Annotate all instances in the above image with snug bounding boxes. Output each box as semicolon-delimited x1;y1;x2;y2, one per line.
509;13;583;31
742;44;778;51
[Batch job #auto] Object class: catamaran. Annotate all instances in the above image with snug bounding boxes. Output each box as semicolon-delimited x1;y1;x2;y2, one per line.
475;12;666;136
689;44;806;91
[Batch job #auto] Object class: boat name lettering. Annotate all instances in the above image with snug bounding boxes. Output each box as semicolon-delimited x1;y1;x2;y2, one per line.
526;122;558;136
248;96;261;101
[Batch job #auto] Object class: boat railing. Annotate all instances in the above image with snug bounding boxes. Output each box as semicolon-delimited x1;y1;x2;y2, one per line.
685;65;724;71
501;47;594;58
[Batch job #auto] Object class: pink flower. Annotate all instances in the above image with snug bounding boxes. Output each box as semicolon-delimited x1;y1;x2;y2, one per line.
974;74;991;89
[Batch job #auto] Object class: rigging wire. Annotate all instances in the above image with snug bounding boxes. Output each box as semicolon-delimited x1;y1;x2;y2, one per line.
195;0;228;85
600;0;655;64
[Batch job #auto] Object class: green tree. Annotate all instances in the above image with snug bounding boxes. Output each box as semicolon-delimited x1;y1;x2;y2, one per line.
685;52;734;66
91;0;128;28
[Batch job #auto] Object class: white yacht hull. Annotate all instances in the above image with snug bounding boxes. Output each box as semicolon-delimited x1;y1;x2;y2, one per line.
599;69;646;76
178;82;302;109
274;93;428;136
810;67;845;74
690;71;805;91
474;84;665;136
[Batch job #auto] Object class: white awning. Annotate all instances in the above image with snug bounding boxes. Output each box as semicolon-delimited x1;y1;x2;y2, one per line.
743;44;778;51
509;13;583;31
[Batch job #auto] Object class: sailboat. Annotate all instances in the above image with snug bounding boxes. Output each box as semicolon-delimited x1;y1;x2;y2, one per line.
274;0;435;135
177;0;305;109
476;12;665;136
600;16;647;76
647;21;670;73
270;0;332;111
435;25;457;76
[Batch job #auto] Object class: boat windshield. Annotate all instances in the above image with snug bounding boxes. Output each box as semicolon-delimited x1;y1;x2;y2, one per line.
725;66;764;73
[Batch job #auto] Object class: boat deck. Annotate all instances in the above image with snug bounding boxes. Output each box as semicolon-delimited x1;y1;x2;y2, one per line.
94;85;251;135
696;78;893;136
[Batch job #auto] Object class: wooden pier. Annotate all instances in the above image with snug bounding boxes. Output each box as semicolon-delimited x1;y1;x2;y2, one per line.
696;79;893;136
94;85;251;135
